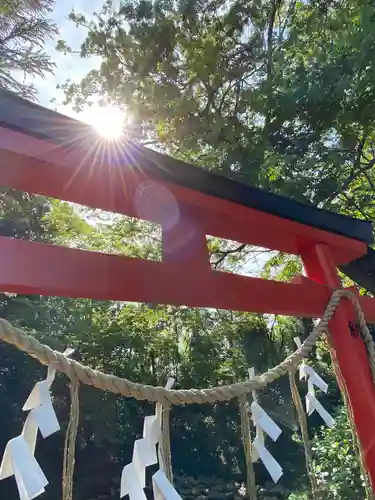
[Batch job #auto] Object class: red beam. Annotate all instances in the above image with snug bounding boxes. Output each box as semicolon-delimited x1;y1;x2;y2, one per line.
1;237;374;322
0;127;367;265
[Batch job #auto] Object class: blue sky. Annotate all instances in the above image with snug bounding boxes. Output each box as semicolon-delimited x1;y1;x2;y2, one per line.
34;1;109;116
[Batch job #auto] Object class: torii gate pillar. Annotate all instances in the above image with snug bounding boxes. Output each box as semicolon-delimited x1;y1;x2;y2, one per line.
303;243;375;489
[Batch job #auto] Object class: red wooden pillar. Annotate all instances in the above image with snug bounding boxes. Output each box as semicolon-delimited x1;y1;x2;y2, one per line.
302;243;375;488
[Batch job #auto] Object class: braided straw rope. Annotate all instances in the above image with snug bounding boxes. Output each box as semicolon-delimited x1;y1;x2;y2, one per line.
62;381;80;500
238;395;257;500
0;289;374;405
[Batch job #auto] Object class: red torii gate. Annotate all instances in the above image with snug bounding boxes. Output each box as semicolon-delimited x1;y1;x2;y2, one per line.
1;91;375;487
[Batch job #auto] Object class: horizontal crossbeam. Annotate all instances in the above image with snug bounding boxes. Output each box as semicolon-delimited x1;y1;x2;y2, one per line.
1;237;374;323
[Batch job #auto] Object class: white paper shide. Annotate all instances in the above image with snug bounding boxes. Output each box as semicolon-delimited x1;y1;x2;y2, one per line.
0;365;60;500
120;378;182;500
294;337;334;427
248;368;283;483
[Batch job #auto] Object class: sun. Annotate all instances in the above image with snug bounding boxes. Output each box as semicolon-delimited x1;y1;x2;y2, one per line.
80;105;125;140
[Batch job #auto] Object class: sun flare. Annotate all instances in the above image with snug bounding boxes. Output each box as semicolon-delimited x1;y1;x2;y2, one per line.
80;105;125;140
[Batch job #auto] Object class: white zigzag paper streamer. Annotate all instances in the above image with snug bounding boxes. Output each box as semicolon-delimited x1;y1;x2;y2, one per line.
21;366;60;450
0;350;72;500
0;436;48;500
153;470;182;500
294;337;334;428
120;378;182;500
248;368;283;483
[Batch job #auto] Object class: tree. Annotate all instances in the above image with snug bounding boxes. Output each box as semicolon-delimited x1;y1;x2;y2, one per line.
311;407;365;500
0;0;57;99
59;0;375;220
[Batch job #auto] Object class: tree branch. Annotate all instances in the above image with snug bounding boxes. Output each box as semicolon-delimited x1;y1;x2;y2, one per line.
340;192;372;221
212;243;247;268
363;170;375;194
322;134;373;207
264;0;283;134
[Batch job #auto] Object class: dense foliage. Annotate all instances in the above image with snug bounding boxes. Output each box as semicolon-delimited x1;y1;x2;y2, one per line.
1;0;374;499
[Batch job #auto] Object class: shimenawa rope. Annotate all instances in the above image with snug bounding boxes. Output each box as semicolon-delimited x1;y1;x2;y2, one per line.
0;289;374;405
